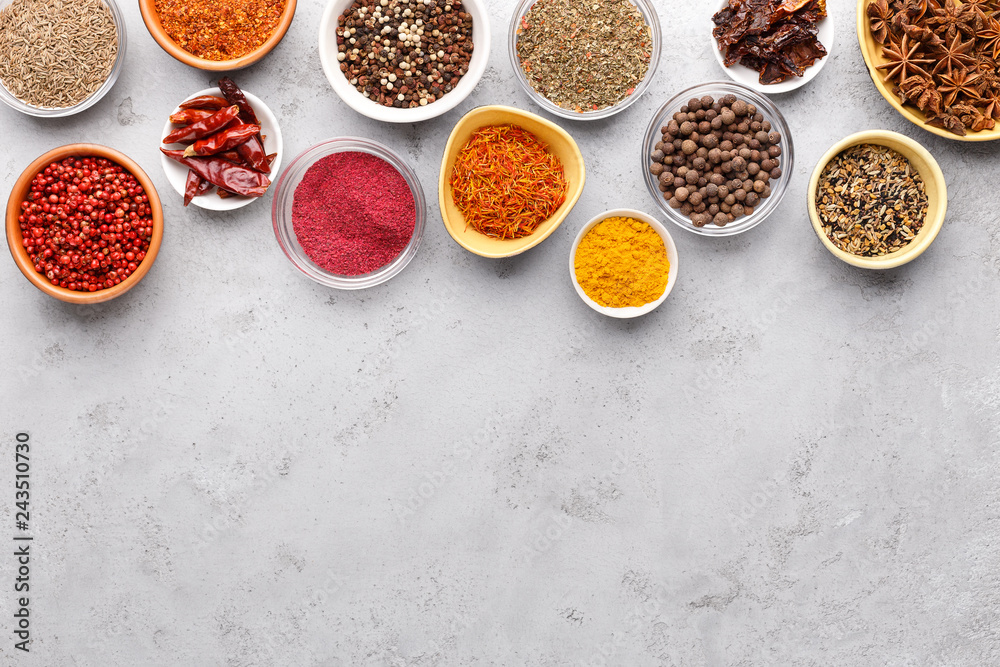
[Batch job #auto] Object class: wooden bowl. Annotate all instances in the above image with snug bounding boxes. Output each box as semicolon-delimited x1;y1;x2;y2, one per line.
139;0;296;71
856;0;1000;142
5;144;164;304
807;130;947;270
438;105;586;258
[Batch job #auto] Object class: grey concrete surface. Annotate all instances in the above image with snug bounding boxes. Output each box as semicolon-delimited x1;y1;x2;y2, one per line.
2;1;1000;665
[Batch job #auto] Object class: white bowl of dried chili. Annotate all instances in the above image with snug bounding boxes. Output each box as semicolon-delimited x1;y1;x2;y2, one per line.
5;144;164;304
271;137;426;289
139;0;296;71
318;0;490;123
159;86;282;211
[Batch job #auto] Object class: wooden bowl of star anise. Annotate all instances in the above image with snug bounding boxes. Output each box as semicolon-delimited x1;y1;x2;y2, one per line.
857;0;1000;141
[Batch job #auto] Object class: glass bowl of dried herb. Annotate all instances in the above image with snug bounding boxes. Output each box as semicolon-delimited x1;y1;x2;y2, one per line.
509;0;662;120
807;130;947;270
642;81;794;237
0;0;126;117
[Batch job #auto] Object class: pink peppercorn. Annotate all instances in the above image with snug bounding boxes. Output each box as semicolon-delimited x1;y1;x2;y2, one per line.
292;152;416;276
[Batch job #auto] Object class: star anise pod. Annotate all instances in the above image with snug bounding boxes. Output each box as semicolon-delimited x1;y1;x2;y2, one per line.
981;17;1000;61
900;20;944;49
952;103;995;131
931;32;975;76
868;0;893;44
898;75;943;115
926;112;967;135
877;35;934;84
957;0;991;23
938;69;983;106
926;0;977;40
980;90;1000;121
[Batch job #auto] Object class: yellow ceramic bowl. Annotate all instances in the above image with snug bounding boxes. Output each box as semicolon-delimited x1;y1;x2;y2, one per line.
856;0;1000;142
807;130;947;270
438;105;586;258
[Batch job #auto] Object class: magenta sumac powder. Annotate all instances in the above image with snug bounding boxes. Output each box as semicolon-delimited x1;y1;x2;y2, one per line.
292;151;416;276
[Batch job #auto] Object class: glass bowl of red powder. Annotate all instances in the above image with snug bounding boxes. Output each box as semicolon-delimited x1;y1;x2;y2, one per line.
271;137;425;289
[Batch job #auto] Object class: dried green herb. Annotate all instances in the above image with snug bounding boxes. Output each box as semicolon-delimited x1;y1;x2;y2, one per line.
816;144;928;257
515;0;652;113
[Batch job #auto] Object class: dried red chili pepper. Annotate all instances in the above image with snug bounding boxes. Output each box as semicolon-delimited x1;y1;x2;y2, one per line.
236;135;270;173
183;170;213;206
218;77;260;126
162;106;240;144
169;108;216;125
178;95;229;111
161;149;271;197
183;124;260;157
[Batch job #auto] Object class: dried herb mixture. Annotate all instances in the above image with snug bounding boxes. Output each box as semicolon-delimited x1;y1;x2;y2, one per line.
713;0;828;85
867;0;1000;135
515;0;652;112
0;0;118;108
815;144;928;257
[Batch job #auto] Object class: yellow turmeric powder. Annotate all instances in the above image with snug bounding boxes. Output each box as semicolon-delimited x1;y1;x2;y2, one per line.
574;216;670;308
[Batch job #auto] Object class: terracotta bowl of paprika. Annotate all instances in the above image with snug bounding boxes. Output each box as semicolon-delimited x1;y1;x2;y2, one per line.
138;0;296;71
439;105;586;258
5;144;164;304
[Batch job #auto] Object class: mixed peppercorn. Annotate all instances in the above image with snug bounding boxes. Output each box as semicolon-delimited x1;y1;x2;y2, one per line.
17;157;154;292
336;0;474;108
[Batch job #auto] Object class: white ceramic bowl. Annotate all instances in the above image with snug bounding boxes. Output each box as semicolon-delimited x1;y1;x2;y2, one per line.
318;0;490;123
0;0;127;117
710;0;834;94
159;87;282;211
569;208;679;318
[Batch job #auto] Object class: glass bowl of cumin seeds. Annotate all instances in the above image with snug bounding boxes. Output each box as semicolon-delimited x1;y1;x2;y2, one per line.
0;0;126;117
807;130;947;270
509;0;662;120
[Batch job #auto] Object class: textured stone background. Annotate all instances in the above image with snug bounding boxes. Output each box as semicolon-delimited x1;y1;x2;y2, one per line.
2;1;999;665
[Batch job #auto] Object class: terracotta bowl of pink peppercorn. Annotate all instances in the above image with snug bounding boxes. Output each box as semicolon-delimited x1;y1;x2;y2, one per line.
271;137;426;290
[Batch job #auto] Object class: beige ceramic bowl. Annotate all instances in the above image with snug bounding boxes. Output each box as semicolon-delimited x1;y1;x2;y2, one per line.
856;0;1000;142
439;105;585;258
570;208;679;319
5;144;164;304
807;130;946;270
139;0;296;71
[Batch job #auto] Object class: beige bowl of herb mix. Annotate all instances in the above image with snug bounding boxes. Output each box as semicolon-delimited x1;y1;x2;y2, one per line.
509;0;662;120
808;130;947;270
0;0;125;116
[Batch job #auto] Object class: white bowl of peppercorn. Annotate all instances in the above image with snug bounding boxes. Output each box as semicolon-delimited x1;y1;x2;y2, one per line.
5;144;164;304
318;0;490;123
642;81;794;237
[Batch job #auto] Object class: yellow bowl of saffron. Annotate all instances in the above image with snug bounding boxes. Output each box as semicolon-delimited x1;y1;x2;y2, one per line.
570;209;678;318
440;105;586;258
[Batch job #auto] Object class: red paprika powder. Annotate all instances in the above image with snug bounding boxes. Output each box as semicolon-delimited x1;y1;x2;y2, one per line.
291;152;416;276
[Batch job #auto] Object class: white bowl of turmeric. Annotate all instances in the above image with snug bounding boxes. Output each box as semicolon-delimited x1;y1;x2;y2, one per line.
569;208;679;318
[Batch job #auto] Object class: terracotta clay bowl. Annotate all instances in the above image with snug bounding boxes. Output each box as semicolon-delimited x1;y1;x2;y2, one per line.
5;144;164;304
139;0;296;71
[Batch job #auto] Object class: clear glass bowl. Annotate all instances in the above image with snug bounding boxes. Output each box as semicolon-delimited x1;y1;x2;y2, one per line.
642;81;794;237
271;137;426;290
508;0;662;121
0;0;127;117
